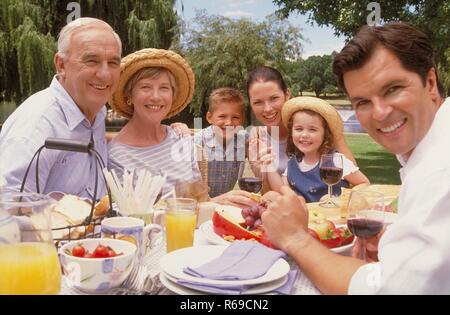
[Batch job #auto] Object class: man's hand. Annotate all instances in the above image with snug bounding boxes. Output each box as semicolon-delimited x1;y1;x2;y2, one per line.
211;190;257;208
352;227;386;262
170;122;192;137
261;186;309;252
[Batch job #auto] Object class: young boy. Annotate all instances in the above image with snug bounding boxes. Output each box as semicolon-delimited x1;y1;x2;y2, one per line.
194;88;247;197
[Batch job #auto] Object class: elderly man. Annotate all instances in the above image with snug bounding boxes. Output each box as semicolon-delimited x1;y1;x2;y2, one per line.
262;22;449;294
0;18;121;197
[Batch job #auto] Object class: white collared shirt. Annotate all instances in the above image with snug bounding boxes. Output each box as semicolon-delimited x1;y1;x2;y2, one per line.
0;76;107;198
348;97;450;294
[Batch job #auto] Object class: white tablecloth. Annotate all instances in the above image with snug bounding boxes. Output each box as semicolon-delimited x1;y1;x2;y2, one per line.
60;230;321;295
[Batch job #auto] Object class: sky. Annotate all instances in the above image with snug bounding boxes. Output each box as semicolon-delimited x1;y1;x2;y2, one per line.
177;0;346;58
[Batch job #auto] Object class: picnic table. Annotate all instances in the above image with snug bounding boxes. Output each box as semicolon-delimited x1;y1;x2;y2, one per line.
60;228;321;295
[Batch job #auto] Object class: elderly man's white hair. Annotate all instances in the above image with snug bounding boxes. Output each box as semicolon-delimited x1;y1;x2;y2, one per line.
57;17;122;60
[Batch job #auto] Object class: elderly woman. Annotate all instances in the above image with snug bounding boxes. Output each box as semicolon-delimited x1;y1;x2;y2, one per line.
108;48;254;207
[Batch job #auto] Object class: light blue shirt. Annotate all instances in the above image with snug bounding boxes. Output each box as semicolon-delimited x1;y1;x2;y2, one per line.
0;76;107;198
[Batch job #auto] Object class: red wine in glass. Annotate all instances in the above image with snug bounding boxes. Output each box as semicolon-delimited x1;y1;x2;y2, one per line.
347;218;384;239
346;190;385;261
319;153;343;207
238;177;262;193
320;167;343;185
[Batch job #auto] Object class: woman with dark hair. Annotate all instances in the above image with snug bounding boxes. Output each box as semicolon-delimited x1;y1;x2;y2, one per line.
246;66;357;192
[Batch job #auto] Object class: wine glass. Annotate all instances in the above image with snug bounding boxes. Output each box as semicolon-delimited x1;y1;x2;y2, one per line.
0;191;61;294
346;190;385;261
319;153;343;207
237;159;263;193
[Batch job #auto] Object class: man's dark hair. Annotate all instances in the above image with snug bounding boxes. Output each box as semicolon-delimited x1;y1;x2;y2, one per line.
333;22;444;97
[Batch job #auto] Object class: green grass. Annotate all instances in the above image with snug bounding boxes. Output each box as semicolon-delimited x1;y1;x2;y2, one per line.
345;133;401;185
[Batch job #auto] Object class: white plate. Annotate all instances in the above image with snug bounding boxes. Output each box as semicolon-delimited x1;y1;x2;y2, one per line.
160;245;290;286
330;239;355;254
200;220;355;254
160;272;287;295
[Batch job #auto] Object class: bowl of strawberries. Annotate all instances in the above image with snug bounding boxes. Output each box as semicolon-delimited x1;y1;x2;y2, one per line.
59;238;137;292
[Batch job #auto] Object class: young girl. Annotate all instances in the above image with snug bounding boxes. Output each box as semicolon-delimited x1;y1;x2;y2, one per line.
264;96;369;202
246;66;358;193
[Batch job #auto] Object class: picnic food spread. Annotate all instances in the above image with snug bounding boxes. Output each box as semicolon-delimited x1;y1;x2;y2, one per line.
30;194;110;241
212;202;354;249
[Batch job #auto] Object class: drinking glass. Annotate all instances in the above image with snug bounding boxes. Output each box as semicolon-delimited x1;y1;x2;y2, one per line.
237;159;263;193
0;191;61;294
346;190;385;261
319;153;343;208
164;198;197;253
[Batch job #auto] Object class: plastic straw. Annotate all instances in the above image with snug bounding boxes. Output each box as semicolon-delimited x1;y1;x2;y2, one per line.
103;168;166;215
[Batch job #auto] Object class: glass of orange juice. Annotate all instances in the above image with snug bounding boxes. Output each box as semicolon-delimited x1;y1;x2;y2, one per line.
164;198;197;253
0;191;61;294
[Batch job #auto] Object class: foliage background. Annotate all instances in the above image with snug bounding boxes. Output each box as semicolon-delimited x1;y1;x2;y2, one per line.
0;0;177;103
274;0;450;96
172;10;304;122
1;0;448;124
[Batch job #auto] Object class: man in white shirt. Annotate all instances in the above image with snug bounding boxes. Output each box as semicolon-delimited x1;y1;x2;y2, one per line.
0;18;122;197
261;22;449;294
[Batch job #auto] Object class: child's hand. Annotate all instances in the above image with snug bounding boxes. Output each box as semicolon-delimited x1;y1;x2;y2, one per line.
170;122;192;137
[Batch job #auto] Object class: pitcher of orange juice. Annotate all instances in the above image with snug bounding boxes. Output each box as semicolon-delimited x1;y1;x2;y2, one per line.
165;198;197;253
0;191;61;294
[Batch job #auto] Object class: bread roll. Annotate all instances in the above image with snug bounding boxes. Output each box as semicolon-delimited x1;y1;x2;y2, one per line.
94;195;110;217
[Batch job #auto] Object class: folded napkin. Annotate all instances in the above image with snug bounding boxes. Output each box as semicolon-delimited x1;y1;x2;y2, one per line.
183;240;286;280
176;270;298;295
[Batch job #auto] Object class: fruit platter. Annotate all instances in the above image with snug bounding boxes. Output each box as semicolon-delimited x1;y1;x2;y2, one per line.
203;202;355;254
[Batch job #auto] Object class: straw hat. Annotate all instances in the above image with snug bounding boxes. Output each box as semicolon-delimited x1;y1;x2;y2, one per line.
110;48;195;119
281;96;344;141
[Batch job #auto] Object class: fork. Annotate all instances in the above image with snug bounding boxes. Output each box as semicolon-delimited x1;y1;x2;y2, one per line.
109;273;163;295
120;259;146;292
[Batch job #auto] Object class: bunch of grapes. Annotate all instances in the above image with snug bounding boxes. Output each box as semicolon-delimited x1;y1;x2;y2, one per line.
241;201;268;230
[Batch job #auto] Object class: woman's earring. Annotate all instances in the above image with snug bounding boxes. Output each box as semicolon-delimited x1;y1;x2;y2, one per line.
127;99;132;106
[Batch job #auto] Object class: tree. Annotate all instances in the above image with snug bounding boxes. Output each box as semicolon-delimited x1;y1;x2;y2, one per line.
273;0;450;95
0;0;178;104
172;11;304;120
291;54;336;97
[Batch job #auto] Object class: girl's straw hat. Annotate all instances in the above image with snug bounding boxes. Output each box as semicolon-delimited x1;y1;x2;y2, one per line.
281;96;344;141
110;48;195;119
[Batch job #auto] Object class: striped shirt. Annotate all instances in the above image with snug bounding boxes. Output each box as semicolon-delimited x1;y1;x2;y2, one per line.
108;126;201;194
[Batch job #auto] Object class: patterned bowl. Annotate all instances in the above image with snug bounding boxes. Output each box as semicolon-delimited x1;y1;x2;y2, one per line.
59;238;137;292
